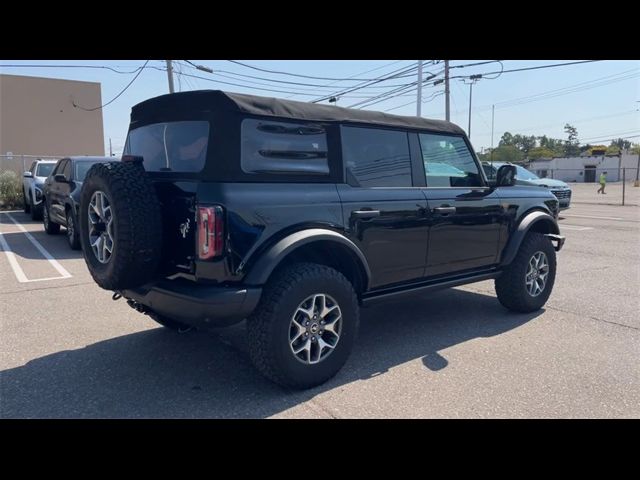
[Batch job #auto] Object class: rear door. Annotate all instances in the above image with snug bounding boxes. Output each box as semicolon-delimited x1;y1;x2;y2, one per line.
337;126;429;289
49;159;69;223
416;132;503;277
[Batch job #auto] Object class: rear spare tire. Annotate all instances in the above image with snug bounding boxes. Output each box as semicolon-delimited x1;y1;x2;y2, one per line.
79;161;162;290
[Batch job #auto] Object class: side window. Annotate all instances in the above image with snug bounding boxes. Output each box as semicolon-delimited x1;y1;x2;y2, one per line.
62;160;72;179
419;133;483;188
241;118;329;175
52;160;65;176
29;161;37;174
341;126;412;187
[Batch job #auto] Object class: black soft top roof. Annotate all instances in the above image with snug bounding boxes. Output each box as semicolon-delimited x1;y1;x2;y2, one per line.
131;90;465;135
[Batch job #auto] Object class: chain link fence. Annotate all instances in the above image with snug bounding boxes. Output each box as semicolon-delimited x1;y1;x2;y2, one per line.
529;167;640;206
0;154;63;176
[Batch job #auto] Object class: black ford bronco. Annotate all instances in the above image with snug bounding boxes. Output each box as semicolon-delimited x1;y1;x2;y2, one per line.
79;90;564;389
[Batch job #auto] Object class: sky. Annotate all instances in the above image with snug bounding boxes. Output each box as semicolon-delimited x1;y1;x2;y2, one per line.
1;59;639;156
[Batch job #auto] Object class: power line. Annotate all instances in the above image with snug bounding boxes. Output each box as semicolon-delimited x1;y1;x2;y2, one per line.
312;63;423;103
0;63;146;74
180;60;419;90
72;60;149;111
227;60;423;81
451;60;603;80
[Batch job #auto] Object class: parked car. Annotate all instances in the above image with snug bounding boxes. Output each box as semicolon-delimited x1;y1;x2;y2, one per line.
482;162;572;210
78;90;564;389
22;159;57;219
42;156;119;249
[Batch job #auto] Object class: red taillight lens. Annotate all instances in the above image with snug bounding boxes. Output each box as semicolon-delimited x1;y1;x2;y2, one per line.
197;206;224;260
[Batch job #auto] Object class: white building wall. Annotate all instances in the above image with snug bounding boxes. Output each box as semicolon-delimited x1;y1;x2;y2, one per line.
529;154;639;183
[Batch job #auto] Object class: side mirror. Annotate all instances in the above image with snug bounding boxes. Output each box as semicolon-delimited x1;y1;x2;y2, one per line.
496;165;517;187
54;174;67;183
23;171;33;178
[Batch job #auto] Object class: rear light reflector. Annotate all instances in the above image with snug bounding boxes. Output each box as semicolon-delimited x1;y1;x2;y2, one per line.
197;206;224;260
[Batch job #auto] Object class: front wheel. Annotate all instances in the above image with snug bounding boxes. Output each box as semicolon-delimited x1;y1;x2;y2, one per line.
495;232;557;313
43;202;60;234
247;263;359;389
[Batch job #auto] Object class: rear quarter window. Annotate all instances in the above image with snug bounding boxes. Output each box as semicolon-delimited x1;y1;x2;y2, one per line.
241;118;329;175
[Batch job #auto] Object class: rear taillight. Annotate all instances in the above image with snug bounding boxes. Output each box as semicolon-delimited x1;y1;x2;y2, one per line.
197;206;224;260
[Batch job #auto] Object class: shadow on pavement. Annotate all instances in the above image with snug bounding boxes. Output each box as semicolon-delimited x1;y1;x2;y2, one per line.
0;288;542;418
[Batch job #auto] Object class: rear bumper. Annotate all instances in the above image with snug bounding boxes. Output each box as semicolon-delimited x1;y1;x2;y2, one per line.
120;277;262;328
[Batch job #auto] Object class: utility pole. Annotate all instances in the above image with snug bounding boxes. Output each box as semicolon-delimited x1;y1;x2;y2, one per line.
166;60;175;94
417;60;423;117
464;74;482;138
109;138;113;157
444;60;450;121
490;104;495;163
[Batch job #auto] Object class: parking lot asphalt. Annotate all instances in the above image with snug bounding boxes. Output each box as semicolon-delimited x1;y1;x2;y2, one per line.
1;202;639;418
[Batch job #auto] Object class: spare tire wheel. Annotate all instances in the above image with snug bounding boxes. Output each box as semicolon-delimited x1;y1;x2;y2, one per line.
79;161;163;290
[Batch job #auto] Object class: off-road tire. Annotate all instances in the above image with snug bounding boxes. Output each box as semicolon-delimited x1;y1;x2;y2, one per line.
247;262;359;390
79;161;162;290
495;232;556;313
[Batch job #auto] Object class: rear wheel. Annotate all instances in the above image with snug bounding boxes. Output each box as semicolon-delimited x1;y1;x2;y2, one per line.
495;232;556;313
66;210;80;249
43;202;60;234
23;189;30;213
247;263;359;389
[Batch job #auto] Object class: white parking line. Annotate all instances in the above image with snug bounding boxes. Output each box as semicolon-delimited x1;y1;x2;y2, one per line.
560;225;594;231
0;212;72;282
0;231;29;282
562;214;623;221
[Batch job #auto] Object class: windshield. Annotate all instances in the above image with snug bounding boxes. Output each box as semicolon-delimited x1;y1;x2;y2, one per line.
36;163;55;177
124;121;209;172
515;165;540;180
75;161;100;182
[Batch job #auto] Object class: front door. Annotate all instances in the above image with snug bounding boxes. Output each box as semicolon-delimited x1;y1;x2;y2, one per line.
416;132;503;277
338;126;429;289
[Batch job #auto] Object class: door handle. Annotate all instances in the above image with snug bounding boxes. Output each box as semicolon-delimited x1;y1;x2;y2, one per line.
433;206;456;215
352;209;380;219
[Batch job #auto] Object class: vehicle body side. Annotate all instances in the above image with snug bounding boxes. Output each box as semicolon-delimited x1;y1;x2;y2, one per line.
118;92;561;327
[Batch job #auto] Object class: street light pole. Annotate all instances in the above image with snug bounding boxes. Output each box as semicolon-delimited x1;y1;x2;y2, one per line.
490;104;495;164
467;81;473;137
166;60;175;94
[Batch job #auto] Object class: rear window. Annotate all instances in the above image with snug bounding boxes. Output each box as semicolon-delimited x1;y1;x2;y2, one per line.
36;163;55;177
241;118;329;175
124;121;209;172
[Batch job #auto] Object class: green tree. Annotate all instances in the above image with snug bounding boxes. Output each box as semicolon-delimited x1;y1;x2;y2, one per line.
486;145;524;164
527;147;556;159
610;138;632;151
563;124;580;156
538;135;564;155
630;143;640;155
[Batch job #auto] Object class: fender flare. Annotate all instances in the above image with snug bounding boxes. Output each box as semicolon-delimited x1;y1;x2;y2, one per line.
499;210;560;266
243;228;372;288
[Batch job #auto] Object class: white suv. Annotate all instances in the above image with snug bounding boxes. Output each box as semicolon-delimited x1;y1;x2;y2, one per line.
22;159;57;220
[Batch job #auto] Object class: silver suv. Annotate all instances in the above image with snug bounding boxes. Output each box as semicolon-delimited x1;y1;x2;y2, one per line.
22;159;57;220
